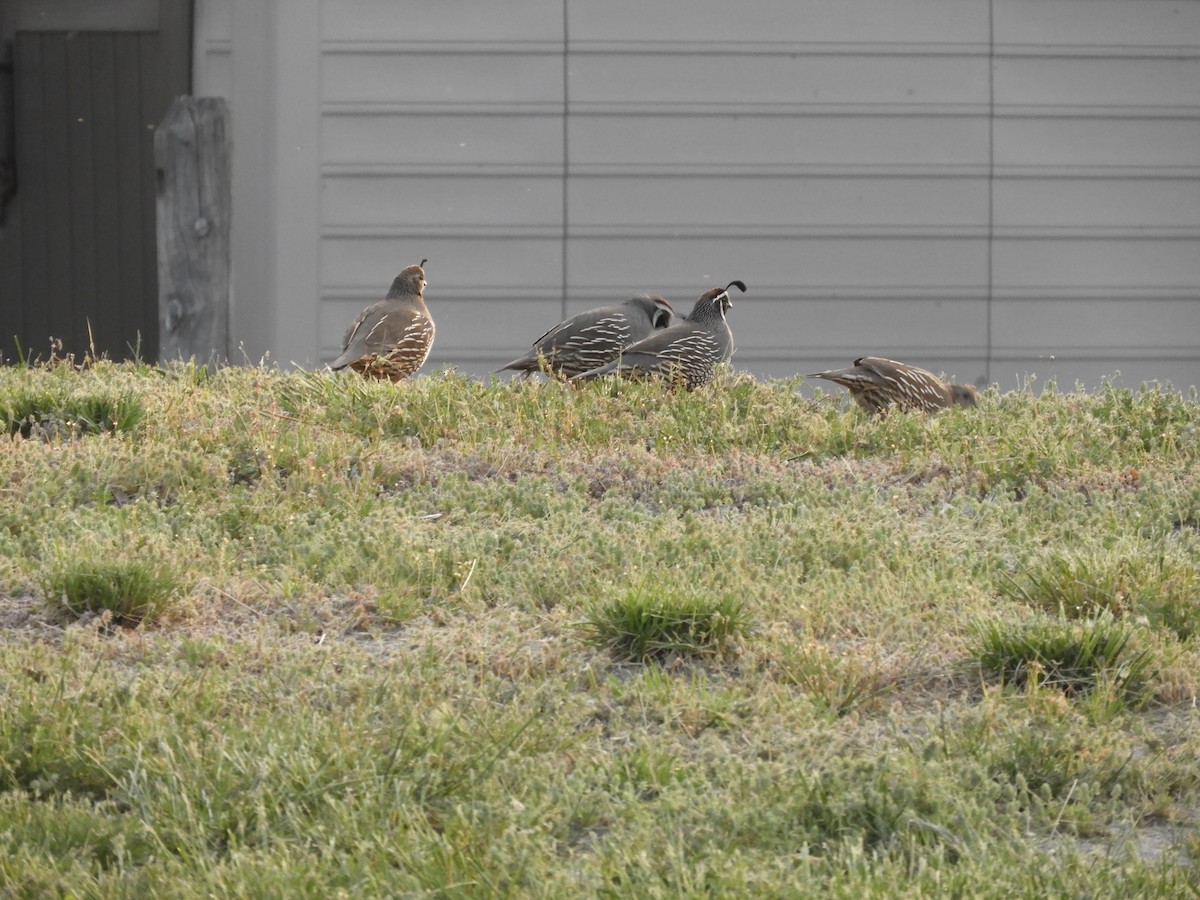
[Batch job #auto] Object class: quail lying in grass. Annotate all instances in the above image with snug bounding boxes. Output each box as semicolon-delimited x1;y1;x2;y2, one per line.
808;356;977;414
330;260;433;382
498;294;674;380
570;281;746;390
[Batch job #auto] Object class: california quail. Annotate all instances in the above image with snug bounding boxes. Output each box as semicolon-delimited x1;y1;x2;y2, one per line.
498;295;674;380
570;281;746;390
330;260;434;382
808;356;977;414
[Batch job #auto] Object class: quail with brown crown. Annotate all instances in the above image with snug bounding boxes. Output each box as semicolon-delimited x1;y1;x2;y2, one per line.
498;294;675;380
330;260;434;382
808;356;977;414
570;281;746;390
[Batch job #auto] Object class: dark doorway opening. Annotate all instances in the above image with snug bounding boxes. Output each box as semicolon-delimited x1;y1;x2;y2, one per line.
1;1;191;364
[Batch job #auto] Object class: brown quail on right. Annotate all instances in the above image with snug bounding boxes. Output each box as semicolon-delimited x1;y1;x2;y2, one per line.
808;357;977;414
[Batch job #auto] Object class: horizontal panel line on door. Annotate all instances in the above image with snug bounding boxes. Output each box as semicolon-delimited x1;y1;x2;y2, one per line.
322;101;996;117
319;40;1200;61
378;349;1200;366
984;347;1200;361
320;162;1200;179
991;287;1200;299
322;226;1200;240
322;287;993;301
754;350;987;360
326;101;1199;118
322;287;1198;302
320;225;995;240
745;347;1200;359
322;288;571;301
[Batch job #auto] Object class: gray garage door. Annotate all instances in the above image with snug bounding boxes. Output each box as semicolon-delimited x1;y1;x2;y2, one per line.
316;0;1200;389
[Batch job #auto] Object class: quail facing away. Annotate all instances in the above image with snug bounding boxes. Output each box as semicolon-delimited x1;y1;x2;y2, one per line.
330;260;434;382
498;295;675;380
808;356;977;414
570;280;746;390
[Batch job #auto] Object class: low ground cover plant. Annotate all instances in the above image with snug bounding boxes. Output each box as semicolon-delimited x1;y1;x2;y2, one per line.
0;361;1197;895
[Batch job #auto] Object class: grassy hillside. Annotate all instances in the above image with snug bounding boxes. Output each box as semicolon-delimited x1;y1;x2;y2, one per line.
1;360;1198;897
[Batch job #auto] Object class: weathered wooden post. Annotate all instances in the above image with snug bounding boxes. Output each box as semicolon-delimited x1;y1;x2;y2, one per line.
155;96;231;364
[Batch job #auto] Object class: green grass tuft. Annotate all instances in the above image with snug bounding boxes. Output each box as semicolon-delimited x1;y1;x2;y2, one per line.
1000;545;1200;639
42;557;183;627
1;384;145;438
772;642;896;717
971;615;1156;704
581;586;748;662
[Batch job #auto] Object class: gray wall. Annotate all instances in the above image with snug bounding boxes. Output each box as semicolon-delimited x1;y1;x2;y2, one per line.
195;0;1200;390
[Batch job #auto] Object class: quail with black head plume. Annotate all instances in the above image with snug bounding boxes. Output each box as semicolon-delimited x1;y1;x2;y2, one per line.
808;356;977;414
571;280;746;390
498;294;674;380
330;260;434;382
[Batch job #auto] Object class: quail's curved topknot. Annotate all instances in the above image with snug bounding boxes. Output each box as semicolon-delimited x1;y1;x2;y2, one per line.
570;280;743;391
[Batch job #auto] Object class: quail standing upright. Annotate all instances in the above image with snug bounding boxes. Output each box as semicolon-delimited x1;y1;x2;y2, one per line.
570;281;746;390
808;356;977;414
329;260;434;382
498;295;674;380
